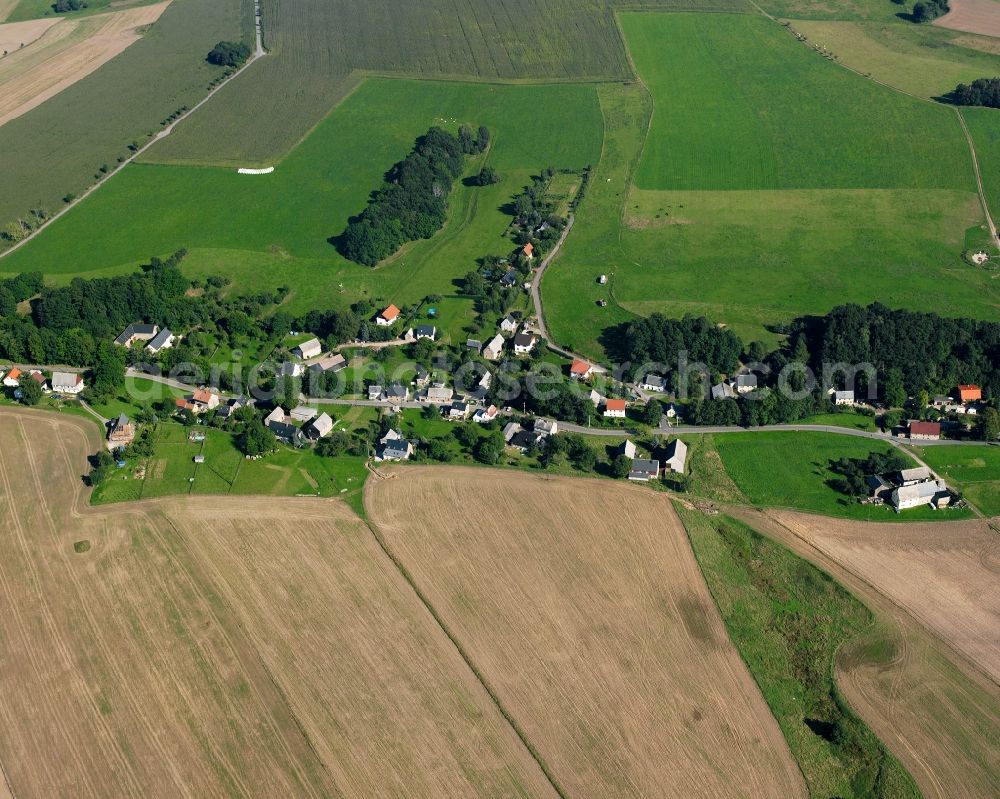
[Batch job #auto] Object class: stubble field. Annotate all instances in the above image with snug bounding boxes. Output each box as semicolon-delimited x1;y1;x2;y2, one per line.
0;407;558;797
366;466;805;798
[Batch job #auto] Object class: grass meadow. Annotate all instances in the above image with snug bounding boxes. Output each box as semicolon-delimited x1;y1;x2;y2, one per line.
0;0;248;227
714;431;974;520
914;443;1000;516
2;78;602;326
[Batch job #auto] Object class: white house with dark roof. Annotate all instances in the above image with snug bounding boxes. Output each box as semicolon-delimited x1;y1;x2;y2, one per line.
513;332;537;355
51;371;84;395
500;314;518;334
628;458;660;482
114;323;158;348
146;328;175;354
641;374;666;392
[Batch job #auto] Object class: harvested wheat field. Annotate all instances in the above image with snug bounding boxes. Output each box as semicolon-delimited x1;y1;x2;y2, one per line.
768;509;1000;684
0;1;169;126
0;17;60;54
936;0;1000;38
738;509;1000;798
367;466;806;799
0;408;555;798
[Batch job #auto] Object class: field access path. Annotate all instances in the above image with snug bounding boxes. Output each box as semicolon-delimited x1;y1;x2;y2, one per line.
0;0;267;261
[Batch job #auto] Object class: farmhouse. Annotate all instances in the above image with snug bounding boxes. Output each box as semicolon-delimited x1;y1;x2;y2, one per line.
604;399;627;418
483;334;505;361
891;480;951;512
833;390;855;406
293;338;323;360
598;274;607;284
865;474;893;502
570;359;593;380
376;304;401;326
909;420;941;441
290;406;318;423
309;354;347;374
513;333;537;355
500;315;518;334
146;328;175;354
414;325;437;341
108;413;135;448
641;374;666;392
51;371;84;395
896;466;932;486
628;458;660;482
957;384;982;403
264;407;286;429
663;439;687;473
114;323;158;348
307;413;334;439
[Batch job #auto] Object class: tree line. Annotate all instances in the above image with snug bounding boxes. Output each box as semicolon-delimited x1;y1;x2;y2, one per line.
335;126;489;266
948;77;1000;108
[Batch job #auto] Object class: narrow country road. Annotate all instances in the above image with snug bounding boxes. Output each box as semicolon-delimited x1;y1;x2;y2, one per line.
0;0;267;260
955;108;1000;250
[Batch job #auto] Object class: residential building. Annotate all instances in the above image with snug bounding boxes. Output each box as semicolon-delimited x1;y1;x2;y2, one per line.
500;268;519;288
114;323;158;348
957;384;982;403
271;422;307;447
447;401;469;420
665;403;681;420
473;405;498;423
264;407;286;429
735;374;757;394
502;422;521;442
376;304;401;326
620;440;637;459
603;398;627;418
174;398;198;413
426;386;454;403
522;242;534;259
513;332;537;355
386;384;410;404
278;361;304;378
833;390;855;406
588;389;603;407
293;337;323;360
377;432;412;461
483;334;505;361
663;439;687;473
191;388;219;411
1;368;20;388
628;458;660;482
500;315;518;334
414;325;436;341
570;359;593;380
218;395;251;420
466;338;482;353
909;420;941;441
534;418;558;436
368;385;384;401
146;328;175;354
413;365;431;388
509;429;541;453
290;406;318;423
29;371;47;391
711;382;736;400
51;371;84;395
108;413;135;448
641;374;666;392
308;413;334;439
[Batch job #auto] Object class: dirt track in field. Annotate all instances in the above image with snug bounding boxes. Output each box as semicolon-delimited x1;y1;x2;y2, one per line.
0;16;60;53
0;1;170;127
735;508;1000;798
367;466;806;799
0;407;556;798
936;0;1000;38
768;510;1000;684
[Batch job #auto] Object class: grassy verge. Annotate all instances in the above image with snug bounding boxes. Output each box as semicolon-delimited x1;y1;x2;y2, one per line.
677;506;920;798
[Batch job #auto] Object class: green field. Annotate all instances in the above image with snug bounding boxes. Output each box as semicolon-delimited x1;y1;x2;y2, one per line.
149;0;747;166
0;0;249;229
2;78;602;324
914;443;1000;516
679;506;920;798
544;13;998;352
714;431;973;520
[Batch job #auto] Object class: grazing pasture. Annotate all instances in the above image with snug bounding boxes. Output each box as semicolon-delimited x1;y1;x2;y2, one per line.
768;510;1000;683
914;443;1000;516
713;431;973;520
0;407;558;797
0;0;245;229
367;466;806;799
0;1;171;127
3;78;602;317
679;508;920;798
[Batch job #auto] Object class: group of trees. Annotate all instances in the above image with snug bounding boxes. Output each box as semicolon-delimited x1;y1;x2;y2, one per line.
508;169;568;259
336;127;487;266
912;0;948;22
949;77;1000;108
828;450;909;497
619;314;743;383
52;0;87;13
206;41;252;68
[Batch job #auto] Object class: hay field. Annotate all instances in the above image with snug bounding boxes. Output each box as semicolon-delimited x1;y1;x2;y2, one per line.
741;508;1000;798
0;407;555;798
767;510;1000;684
0;1;170;126
0;15;58;51
367;466;805;798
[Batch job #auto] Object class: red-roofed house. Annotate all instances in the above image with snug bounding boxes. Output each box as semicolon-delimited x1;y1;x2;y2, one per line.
957;384;982;403
2;368;22;388
376;304;401;326
603;398;627;418
570;359;593;380
522;242;534;259
909;420;941;441
191;389;219;411
175;397;198;413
